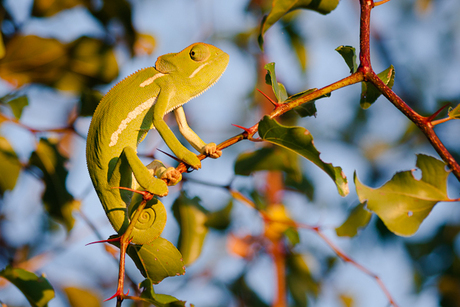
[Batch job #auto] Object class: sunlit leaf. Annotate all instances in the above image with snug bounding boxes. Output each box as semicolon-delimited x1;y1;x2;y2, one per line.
258;0;339;49
0;33;5;59
0;35;118;90
339;294;355;307
258;116;349;196
63;287;101;307
0;266;55;307
172;193;209;266
0;136;21;196
355;154;453;236
264;62;288;102
7;95;28;119
0;35;67;87
235;146;302;181
335;202;372;237
335;45;357;74
448;103;460;119
125;238;185;284
29;138;78;232
287;253;320;306
360;65;395;109
32;0;92;17
62;37;118;91
415;0;433;14
263;204;294;242
134;33;157;56
139;279;186;307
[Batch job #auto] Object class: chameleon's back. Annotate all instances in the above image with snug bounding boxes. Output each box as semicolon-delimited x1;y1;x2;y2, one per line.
86;67;161;233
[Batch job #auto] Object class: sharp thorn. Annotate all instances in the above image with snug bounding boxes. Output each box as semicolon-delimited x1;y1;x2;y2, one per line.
256;88;280;107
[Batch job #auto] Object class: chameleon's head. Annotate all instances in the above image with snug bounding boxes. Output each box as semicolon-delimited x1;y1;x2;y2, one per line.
155;43;229;92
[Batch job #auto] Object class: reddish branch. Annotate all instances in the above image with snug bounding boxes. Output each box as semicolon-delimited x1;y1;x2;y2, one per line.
358;0;460;180
177;0;460;183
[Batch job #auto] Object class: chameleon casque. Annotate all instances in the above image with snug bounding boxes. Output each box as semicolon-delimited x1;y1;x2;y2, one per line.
86;42;229;247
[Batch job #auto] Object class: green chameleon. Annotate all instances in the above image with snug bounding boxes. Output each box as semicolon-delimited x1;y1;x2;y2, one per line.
86;42;229;245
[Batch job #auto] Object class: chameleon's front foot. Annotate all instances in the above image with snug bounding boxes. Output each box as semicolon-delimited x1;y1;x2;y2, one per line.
202;142;222;159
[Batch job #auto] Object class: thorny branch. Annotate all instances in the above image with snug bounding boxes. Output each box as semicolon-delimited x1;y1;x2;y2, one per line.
177;0;460;182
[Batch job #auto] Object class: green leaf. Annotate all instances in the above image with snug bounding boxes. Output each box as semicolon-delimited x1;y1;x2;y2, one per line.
264;62;288;102
360;65;395;109
258;0;339;49
287;254;320;306
258;116;349;196
355;154;452;236
172;193;209;266
0;265;55;307
205;200;233;231
0;32;5;59
286;88;330;117
7;95;29;119
125;238;185;284
0;136;21;196
29;138;79;231
32;0;92;17
284;227;300;246
79;89;103;117
285;172;314;201
282;19;308;71
63;287;101;307
139;279;186;307
448;103;460;119
335;45;357;74
229;274;270;307
335;203;372;237
234;147;302;181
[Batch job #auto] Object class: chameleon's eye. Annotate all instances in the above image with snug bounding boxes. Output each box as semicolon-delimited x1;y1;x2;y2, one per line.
189;44;210;62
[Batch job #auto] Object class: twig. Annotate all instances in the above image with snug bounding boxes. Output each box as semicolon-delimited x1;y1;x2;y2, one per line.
357;0;460;181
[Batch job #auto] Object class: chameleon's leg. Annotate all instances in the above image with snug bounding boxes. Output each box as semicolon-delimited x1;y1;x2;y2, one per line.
152;92;202;169
173;106;222;159
109;146;169;197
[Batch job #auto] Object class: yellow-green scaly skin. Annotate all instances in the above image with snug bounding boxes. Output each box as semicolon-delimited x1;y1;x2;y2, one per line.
86;43;229;244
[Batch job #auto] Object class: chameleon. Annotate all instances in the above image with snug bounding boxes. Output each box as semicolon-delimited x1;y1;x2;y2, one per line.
86;42;229;245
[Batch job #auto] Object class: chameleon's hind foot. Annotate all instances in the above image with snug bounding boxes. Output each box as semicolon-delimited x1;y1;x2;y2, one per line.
159;167;182;186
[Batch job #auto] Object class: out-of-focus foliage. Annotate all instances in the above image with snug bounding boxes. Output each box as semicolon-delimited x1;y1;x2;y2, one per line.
0;0;459;306
0;266;55;307
0;35;118;91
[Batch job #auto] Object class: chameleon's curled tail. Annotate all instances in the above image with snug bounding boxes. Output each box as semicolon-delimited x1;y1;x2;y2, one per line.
127;195;167;245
